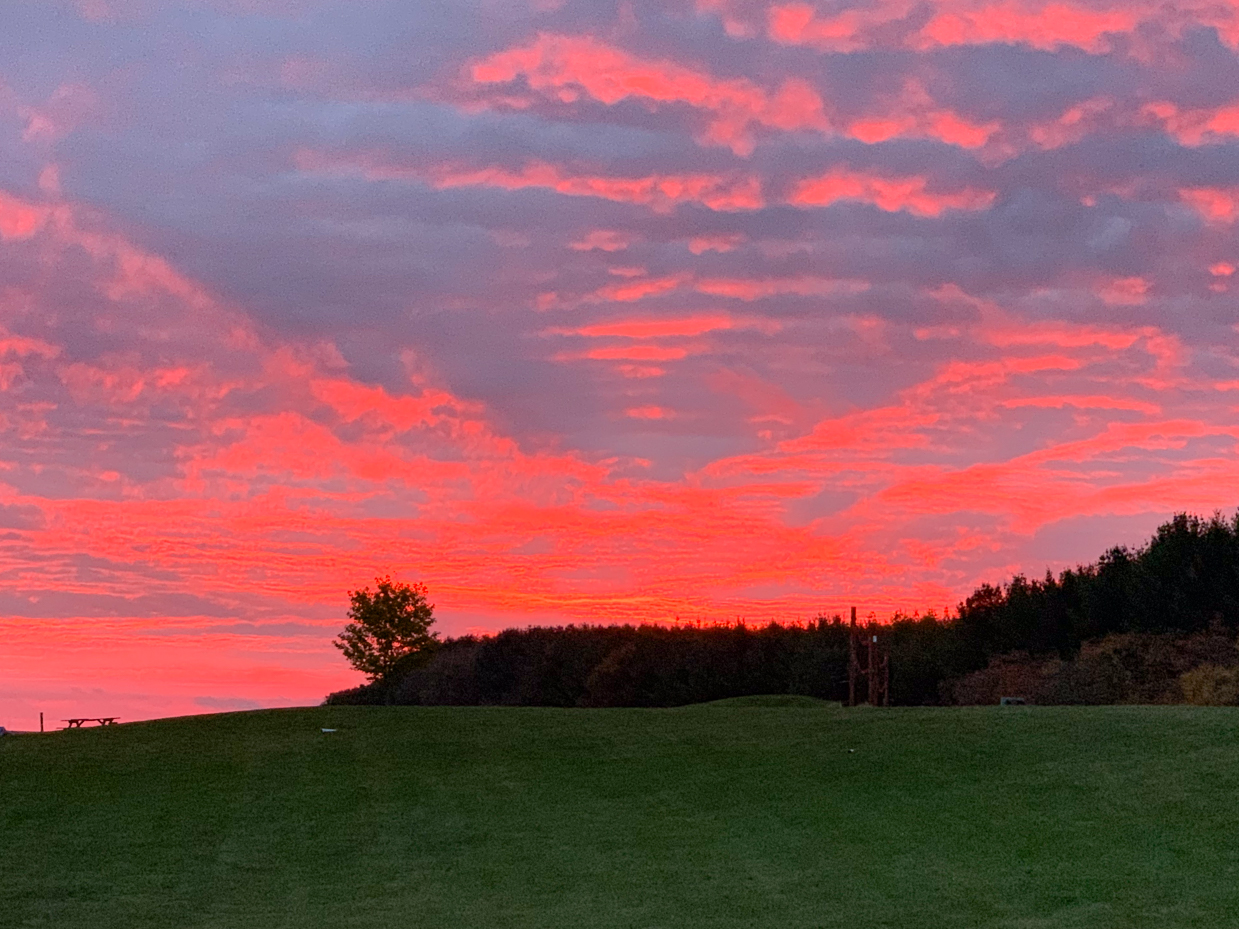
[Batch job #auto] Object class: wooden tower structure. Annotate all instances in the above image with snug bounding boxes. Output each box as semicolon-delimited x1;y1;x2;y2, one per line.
847;607;890;707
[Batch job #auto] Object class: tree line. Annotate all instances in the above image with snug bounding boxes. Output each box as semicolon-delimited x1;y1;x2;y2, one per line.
327;511;1239;707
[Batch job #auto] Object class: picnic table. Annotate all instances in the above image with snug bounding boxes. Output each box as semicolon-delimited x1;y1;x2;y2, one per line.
63;717;119;728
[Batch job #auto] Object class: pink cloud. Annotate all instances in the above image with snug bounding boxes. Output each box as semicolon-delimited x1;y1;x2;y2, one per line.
918;3;1139;53
551;313;772;339
296;150;765;212
570;230;634;251
1180;187;1239;225
1098;276;1150;307
833;78;1002;149
576;344;694;362
467;32;829;155
761;0;1239;55
1144;100;1239;146
626;405;675;420
593;274;688;302
693;275;869;300
687;233;745;254
789;168;996;216
548;272;869;311
0;192;50;240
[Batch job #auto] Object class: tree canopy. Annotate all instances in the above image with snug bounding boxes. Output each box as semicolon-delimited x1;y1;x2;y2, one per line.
334;576;440;682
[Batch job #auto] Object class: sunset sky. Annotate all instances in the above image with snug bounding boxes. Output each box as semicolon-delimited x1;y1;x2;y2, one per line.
2;0;1238;726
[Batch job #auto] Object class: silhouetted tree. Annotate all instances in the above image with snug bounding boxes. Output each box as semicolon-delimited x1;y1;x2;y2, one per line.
334;576;440;682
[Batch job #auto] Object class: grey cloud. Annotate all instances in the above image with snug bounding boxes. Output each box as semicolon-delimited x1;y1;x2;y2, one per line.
0;504;46;530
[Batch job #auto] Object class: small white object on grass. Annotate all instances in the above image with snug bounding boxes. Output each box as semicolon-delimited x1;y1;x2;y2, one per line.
321;728;337;733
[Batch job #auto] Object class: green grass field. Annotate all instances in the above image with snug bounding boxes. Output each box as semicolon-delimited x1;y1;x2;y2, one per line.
2;702;1238;928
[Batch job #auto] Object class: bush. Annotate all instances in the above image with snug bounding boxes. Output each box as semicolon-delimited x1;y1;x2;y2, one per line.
940;652;1050;705
940;632;1239;705
1179;664;1239;705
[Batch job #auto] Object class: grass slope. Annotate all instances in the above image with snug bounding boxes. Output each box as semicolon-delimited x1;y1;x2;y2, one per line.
2;705;1237;929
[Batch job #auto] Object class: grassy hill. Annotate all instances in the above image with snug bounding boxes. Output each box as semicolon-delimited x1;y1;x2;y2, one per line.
2;704;1237;928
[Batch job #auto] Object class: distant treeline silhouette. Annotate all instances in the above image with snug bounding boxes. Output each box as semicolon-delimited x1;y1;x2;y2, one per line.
326;511;1239;707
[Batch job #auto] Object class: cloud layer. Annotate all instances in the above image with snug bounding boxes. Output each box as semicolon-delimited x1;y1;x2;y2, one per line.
2;0;1238;723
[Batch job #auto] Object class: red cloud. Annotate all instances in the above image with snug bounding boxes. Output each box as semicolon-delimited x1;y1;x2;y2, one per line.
918;3;1139;52
626;405;675;420
789;168;996;216
1142;101;1239;146
1180;187;1239;225
762;0;1238;54
296;150;764;212
468;32;829;155
577;344;694;362
546;273;869;311
1097;276;1150;306
593;275;688;302
0;192;50;240
570;230;634;251
553;313;770;339
694;275;869;300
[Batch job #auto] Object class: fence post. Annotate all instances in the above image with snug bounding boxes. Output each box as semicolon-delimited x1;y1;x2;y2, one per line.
867;627;878;706
847;607;857;707
883;644;891;707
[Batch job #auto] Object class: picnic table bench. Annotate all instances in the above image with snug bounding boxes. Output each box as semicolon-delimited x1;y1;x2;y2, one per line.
63;717;119;728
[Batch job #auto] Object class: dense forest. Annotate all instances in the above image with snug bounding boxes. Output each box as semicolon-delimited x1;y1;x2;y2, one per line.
327;512;1239;707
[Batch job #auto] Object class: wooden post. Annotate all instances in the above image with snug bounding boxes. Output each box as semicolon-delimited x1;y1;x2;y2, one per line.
867;628;878;706
883;645;891;707
847;607;857;707
39;712;43;733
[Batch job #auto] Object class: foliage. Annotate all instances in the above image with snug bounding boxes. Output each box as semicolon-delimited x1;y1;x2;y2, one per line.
952;511;1239;661
328;619;856;708
941;630;1239;705
333;576;440;683
1180;664;1239;705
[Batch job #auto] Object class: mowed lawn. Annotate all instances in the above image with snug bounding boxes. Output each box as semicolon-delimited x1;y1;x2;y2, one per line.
2;701;1238;929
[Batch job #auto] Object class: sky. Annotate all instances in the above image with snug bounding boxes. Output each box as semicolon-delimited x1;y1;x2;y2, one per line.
1;0;1238;726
